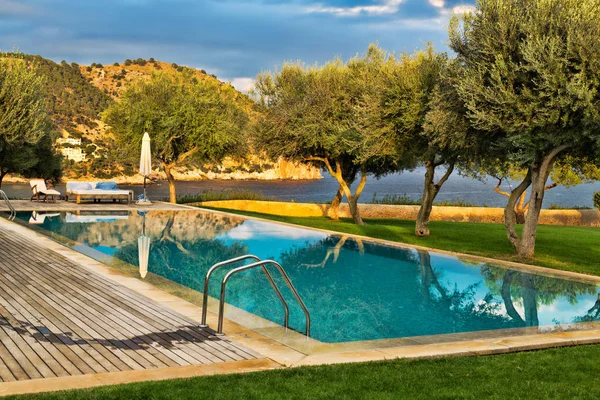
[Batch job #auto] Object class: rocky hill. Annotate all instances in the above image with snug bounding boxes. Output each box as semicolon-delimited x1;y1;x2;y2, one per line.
1;53;320;182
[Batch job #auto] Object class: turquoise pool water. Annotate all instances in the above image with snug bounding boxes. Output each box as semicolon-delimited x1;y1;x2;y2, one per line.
12;210;600;343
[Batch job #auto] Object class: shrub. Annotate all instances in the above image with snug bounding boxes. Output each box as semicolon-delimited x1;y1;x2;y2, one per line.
86;66;92;72
171;63;178;69
148;57;155;63
124;59;132;66
113;62;120;66
594;192;600;210
176;189;274;204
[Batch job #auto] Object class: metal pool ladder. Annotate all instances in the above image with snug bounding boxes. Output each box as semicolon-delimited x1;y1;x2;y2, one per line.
200;255;311;337
0;190;15;221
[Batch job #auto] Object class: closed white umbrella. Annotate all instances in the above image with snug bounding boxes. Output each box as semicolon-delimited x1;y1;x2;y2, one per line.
138;211;150;279
138;235;150;279
139;132;152;203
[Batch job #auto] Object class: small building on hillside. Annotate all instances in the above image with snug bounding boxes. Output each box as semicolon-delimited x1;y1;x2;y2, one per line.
60;147;87;162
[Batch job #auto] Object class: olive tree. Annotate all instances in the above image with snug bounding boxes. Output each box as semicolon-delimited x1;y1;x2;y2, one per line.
363;47;477;237
255;46;395;225
0;57;54;187
103;72;248;202
450;0;600;257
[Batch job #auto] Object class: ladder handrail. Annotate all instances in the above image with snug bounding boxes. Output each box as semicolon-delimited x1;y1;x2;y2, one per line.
200;255;290;331
217;260;311;337
0;190;15;220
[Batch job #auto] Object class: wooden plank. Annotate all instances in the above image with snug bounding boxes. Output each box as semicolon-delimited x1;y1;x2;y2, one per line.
15;241;257;362
0;262;119;374
39;253;256;361
0;285;86;376
11;259;192;368
0;260;147;372
0;276;103;375
0;334;22;381
0;222;259;382
0;304;65;378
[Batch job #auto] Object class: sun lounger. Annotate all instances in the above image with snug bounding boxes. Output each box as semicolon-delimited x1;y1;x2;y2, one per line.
30;179;61;202
65;182;133;204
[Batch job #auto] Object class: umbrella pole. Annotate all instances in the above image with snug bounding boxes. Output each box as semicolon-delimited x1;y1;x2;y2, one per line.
143;176;147;202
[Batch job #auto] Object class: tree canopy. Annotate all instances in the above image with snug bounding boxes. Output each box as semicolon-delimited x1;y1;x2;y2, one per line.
0;57;60;187
450;0;600;257
103;71;248;202
255;45;398;224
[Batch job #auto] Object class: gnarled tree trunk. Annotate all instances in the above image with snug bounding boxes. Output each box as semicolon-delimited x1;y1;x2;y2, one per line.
328;186;344;221
310;157;366;225
504;144;571;258
495;178;557;224
162;162;177;203
415;160;455;237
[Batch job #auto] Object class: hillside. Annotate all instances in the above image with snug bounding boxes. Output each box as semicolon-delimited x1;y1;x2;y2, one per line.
1;53;320;182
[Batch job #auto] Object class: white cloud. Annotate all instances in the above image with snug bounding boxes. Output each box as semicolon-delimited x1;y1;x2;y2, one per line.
452;5;476;14
229;77;256;93
305;0;405;17
222;221;328;241
429;0;445;8
0;0;35;15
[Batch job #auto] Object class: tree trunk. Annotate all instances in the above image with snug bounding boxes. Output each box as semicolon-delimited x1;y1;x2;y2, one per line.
504;169;532;251
162;162;177;203
347;195;364;225
415;161;455;237
511;144;571;258
0;170;6;189
328;186;344;221
521;274;539;327
500;271;525;325
318;158;366;226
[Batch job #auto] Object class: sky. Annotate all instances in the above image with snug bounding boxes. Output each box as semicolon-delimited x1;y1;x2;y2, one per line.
0;0;476;92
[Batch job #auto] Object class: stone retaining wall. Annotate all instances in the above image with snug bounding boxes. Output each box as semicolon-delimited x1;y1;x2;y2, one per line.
196;200;600;227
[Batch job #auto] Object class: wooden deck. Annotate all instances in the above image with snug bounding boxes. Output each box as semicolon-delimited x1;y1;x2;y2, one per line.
0;223;261;382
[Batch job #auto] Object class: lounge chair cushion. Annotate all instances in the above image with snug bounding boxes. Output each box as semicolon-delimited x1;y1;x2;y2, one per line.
96;181;118;190
67;182;93;191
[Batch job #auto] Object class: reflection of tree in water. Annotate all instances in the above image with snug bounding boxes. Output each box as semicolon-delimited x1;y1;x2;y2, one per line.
480;265;598;327
416;250;512;332
278;238;514;341
574;294;600;323
116;214;248;293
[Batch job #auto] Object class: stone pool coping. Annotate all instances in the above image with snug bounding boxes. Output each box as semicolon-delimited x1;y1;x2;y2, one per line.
2;204;600;395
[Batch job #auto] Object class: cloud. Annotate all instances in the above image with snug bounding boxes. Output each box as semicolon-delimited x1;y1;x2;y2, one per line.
428;0;444;8
229;77;256;93
0;0;35;15
0;0;476;79
305;0;405;17
222;220;328;241
451;5;476;14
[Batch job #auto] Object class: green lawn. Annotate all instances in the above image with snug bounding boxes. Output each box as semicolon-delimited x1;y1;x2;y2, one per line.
11;345;600;400
205;208;600;276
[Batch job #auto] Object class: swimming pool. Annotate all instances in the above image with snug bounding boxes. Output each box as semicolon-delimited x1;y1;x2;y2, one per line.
11;210;600;347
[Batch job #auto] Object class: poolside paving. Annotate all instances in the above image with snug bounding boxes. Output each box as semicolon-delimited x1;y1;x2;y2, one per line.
0;222;264;384
0;199;192;212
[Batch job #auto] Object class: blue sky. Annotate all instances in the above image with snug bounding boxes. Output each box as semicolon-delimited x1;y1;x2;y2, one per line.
0;0;475;91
